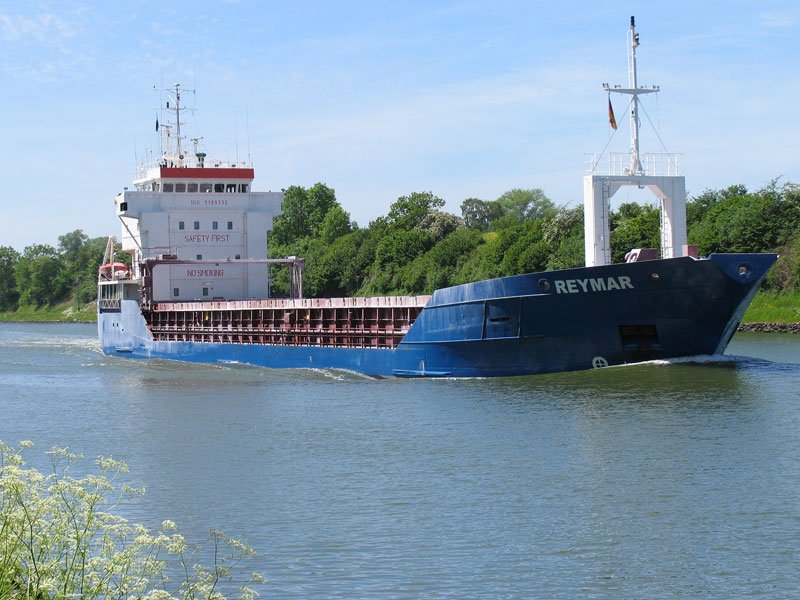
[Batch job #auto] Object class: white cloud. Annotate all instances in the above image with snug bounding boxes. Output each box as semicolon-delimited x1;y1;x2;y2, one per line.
0;4;95;81
0;4;87;41
758;10;798;28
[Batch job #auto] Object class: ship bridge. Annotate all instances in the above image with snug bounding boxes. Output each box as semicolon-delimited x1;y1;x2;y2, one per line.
115;83;283;303
133;156;255;193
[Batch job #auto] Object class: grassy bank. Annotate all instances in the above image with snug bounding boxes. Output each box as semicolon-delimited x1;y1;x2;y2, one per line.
0;301;96;323
742;291;800;324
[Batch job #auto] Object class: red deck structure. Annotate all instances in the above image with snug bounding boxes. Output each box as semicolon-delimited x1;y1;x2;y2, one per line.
144;296;431;349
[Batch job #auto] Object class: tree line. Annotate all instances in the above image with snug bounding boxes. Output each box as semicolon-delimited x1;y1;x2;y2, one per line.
268;179;800;298
0;179;798;312
0;231;109;311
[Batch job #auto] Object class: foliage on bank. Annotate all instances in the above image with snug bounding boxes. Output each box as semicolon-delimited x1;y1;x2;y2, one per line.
269;179;800;302
0;230;111;314
0;440;265;599
1;179;799;321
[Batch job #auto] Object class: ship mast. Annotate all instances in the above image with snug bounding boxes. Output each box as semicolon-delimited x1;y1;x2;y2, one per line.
584;16;686;267
174;84;184;166
159;83;193;167
603;16;659;176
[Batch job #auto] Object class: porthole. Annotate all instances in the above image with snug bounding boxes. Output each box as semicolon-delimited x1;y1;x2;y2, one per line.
650;272;660;281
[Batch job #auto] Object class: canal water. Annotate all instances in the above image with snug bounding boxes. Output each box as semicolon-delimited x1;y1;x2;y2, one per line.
1;322;799;598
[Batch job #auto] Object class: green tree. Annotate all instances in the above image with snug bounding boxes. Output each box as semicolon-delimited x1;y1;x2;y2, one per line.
57;229;89;264
496;188;556;221
543;206;585;270
415;210;463;241
15;244;67;307
270;183;339;246
361;229;435;294
686;184;748;228
375;229;434;268
318;204;353;245
460;198;503;231
0;246;20;311
484;219;550;276
324;228;382;297
385;191;445;230
610;204;661;263
70;236;108;304
311;230;369;297
397;228;484;294
689;182;800;255
765;231;800;292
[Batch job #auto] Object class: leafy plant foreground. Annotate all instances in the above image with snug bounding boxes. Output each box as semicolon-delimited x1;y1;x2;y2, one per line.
0;441;265;599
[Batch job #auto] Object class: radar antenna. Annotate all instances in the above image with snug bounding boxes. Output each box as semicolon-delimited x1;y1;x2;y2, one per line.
154;83;195;167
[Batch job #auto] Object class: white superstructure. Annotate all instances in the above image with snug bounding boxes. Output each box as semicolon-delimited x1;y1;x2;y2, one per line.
584;17;688;267
114;84;283;302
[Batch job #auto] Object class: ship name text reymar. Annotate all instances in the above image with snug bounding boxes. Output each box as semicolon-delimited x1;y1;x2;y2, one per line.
553;276;634;294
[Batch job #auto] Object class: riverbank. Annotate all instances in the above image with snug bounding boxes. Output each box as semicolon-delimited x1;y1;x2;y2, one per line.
738;322;800;333
741;290;800;325
0;302;95;323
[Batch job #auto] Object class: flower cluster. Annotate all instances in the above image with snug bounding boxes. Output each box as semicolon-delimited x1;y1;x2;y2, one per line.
0;440;266;599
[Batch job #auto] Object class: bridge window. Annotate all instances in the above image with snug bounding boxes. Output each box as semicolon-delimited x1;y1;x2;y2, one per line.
239;184;248;193
193;221;200;230
200;183;212;192
178;221;185;230
187;183;198;192
214;183;224;193
173;287;180;297
235;254;241;259
202;287;209;297
196;254;202;260
212;221;219;230
226;183;236;193
175;183;186;192
227;221;233;230
163;183;174;192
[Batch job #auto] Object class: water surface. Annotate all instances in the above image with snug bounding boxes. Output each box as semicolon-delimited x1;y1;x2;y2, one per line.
1;323;799;598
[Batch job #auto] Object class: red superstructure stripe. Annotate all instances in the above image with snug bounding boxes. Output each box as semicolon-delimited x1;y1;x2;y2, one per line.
159;167;255;179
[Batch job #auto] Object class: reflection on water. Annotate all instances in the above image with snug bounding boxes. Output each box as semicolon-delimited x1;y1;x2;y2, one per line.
1;323;799;598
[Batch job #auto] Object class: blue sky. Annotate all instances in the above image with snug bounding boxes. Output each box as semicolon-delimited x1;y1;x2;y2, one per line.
1;0;798;250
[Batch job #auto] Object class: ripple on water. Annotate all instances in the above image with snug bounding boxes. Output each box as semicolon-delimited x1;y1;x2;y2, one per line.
1;323;799;598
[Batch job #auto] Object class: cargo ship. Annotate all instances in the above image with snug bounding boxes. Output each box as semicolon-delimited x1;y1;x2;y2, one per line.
97;18;777;377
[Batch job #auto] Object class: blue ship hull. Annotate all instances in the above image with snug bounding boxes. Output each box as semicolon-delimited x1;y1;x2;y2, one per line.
98;253;777;378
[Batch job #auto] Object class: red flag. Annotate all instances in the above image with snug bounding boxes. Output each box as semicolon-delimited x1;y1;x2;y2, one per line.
608;98;617;130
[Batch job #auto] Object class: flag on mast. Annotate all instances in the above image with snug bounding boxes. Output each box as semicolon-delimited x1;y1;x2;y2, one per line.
608;98;617;130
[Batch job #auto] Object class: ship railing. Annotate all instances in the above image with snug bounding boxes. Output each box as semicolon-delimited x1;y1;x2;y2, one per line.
586;152;682;177
98;271;133;282
140;247;177;260
98;299;121;310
